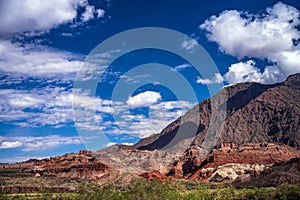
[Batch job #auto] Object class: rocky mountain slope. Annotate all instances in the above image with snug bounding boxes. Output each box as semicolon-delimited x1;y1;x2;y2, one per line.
1;73;300;187
138;73;300;151
132;73;300;182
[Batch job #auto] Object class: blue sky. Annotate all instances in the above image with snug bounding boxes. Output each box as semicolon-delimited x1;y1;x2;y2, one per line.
0;0;299;163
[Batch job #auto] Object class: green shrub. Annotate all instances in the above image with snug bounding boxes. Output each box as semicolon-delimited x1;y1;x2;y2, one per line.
1;179;300;200
274;184;300;200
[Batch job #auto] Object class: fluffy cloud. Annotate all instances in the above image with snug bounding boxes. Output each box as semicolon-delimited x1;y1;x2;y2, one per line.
105;142;116;147
197;73;224;84
224;60;261;84
0;88;72;127
200;2;300;84
126;91;162;108
0;141;22;149
200;2;299;59
121;142;134;146
0;40;108;81
0;86;116;131
223;60;286;84
113;100;194;138
0;85;195;139
96;9;105;18
0;39;121;132
0;40;82;79
81;5;95;22
0;135;81;152
0;0;105;33
105;142;133;147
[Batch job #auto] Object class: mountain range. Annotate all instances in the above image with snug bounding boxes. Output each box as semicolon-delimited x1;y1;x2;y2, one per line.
1;73;300;188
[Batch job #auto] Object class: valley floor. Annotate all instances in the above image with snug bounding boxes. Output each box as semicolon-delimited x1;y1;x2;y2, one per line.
1;173;300;200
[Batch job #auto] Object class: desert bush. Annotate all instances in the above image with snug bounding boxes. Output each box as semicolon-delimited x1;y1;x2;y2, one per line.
274;184;300;200
1;179;300;200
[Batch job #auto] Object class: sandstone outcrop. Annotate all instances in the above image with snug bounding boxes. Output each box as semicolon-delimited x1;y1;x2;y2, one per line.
208;163;269;183
21;151;112;180
167;143;300;181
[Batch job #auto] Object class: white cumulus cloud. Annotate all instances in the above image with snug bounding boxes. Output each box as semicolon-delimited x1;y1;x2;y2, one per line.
0;0;105;33
121;142;134;146
96;9;105;18
0;141;22;149
126;91;162;108
0;135;82;152
106;142;116;147
112;100;195;138
200;2;300;84
223;60;286;84
81;5;95;22
0;40;83;79
197;73;224;84
0;40;108;81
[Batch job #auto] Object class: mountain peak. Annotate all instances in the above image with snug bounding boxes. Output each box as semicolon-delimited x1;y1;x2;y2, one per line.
138;74;300;151
284;73;300;88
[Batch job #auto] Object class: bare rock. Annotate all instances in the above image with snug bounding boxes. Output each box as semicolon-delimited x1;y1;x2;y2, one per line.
208;163;269;183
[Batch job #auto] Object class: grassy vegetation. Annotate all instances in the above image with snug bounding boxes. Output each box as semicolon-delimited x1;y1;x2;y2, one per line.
0;168;84;194
1;178;300;200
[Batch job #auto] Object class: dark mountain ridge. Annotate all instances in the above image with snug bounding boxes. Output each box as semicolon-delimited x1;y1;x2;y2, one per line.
137;73;300;151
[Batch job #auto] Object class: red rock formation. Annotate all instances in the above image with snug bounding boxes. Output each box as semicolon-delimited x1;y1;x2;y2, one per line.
139;171;167;181
167;143;300;181
21;151;112;179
